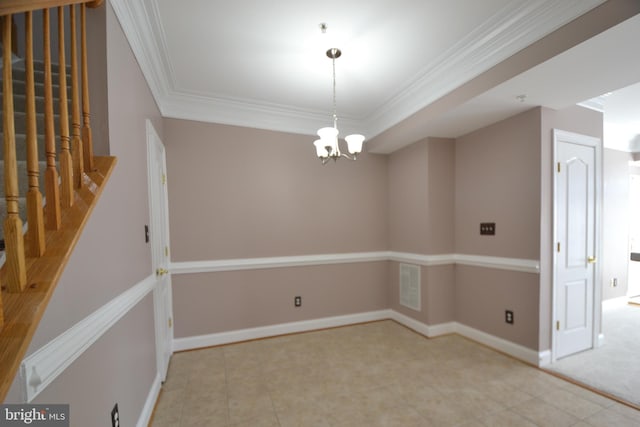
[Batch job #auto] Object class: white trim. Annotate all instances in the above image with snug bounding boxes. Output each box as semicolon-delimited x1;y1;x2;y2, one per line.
388;252;455;266
170;252;390;274
538;350;552;367
109;0;171;113
111;0;603;139
171;252;540;275
364;0;605;139
136;373;162;427
597;333;606;348
454;254;540;273
389;310;456;338
455;322;541;366
20;275;156;402
173;309;545;368
172;310;391;352
602;296;629;310
551;129;602;363
390;311;544;366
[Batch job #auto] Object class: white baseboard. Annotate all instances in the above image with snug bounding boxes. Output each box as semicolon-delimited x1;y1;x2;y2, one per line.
602;296;628;310
597;333;605;347
136;373;161;427
538;350;552;367
455;323;540;366
172;310;391;351
173;309;545;368
389;310;455;337
390;313;543;366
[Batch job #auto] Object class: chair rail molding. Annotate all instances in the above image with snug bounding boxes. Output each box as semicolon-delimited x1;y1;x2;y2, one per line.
170;252;540;275
20;274;156;402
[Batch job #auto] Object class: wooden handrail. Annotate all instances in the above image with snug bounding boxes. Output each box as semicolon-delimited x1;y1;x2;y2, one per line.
0;0;111;401
0;0;103;16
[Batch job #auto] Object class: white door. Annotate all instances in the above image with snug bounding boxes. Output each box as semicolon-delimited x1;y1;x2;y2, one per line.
553;129;600;360
147;120;173;381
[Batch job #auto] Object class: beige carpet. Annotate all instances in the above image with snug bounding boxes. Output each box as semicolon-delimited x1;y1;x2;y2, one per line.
546;301;640;408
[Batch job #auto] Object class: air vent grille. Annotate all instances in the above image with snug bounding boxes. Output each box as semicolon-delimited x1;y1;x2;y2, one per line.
400;263;421;311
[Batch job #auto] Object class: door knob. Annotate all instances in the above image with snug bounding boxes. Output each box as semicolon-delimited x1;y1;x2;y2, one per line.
587;256;597;264
156;268;169;276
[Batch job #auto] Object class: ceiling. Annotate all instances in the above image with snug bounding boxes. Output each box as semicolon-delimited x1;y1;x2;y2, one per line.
110;0;640;154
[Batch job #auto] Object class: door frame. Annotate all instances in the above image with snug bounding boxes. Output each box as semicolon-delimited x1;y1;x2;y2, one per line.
552;129;603;363
146;119;174;381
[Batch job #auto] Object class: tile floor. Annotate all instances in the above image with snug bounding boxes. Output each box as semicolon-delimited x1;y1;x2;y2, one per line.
150;321;640;426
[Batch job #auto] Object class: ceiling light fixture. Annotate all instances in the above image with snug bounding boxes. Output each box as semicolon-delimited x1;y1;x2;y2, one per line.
313;26;365;164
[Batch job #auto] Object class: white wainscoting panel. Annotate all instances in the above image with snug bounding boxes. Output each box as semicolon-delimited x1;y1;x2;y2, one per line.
20;275;156;402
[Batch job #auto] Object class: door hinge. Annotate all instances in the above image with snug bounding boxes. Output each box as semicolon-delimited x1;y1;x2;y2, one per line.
557;242;560;252
161;173;166;185
168;317;173;328
164;246;169;257
556;320;560;331
557;162;561;173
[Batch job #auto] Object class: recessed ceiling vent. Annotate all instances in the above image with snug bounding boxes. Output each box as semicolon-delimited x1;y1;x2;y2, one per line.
400;263;421;311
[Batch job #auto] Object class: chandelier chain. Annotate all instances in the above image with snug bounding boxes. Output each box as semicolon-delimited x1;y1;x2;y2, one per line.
332;54;337;129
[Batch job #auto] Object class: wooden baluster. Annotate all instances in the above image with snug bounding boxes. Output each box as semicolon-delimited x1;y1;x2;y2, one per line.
25;11;46;257
81;3;94;172
69;4;84;188
2;15;27;292
58;6;74;208
43;8;61;230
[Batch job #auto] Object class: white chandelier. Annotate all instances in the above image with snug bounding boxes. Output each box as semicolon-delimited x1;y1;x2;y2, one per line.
313;47;365;164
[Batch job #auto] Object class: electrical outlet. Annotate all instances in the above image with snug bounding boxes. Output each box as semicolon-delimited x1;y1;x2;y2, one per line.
505;310;514;324
294;296;302;307
480;222;496;235
111;403;119;427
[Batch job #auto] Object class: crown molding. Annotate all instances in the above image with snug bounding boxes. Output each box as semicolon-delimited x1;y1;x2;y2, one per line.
160;91;364;136
109;0;172;111
112;0;604;138
578;97;606;113
363;0;605;138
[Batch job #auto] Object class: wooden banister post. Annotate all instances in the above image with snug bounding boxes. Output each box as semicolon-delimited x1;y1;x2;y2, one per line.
25;11;46;257
43;8;62;230
2;15;27;292
70;4;84;188
81;3;94;172
58;6;74;208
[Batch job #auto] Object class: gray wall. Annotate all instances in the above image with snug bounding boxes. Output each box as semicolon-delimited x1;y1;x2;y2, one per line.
602;148;633;300
164;118;390;337
454;108;542;350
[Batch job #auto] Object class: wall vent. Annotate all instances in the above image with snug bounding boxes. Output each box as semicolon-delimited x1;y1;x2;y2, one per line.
399;263;421;311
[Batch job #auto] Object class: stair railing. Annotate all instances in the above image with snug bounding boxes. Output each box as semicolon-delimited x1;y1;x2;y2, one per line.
0;0;113;401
